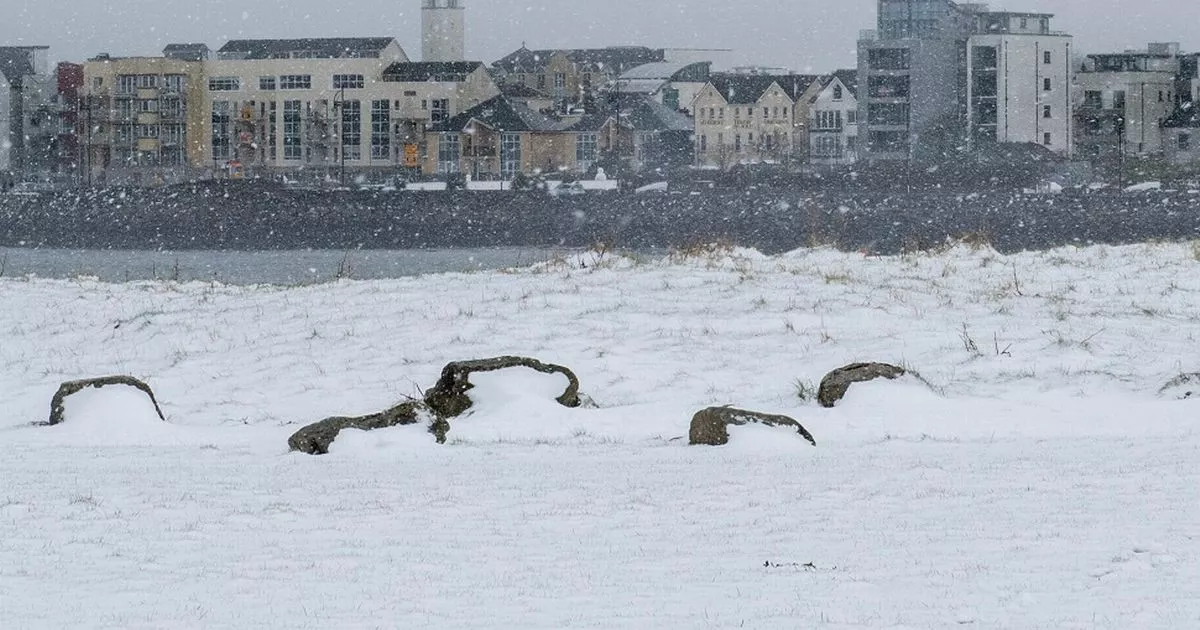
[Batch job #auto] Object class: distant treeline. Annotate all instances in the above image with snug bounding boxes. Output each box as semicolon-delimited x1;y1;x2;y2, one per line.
2;180;1199;255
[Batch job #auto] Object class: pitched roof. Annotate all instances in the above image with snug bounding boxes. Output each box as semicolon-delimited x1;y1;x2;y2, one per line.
217;38;397;60
162;43;211;61
569;96;694;133
1163;101;1200;128
382;61;483;82
494;45;665;74
431;95;567;133
833;68;859;95
708;74;822;104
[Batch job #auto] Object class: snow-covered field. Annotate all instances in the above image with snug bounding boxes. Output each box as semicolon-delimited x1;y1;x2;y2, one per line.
3;242;1199;628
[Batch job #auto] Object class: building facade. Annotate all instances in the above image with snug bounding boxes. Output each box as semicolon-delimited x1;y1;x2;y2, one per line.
808;70;860;165
493;46;666;112
422;0;466;62
1074;43;1185;159
0;46;55;182
858;1;1073;162
692;74;822;169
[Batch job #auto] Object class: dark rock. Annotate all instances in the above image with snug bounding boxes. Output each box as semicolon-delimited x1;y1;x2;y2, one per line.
49;376;166;425
689;406;816;447
817;362;907;408
424;356;583;418
288;402;426;455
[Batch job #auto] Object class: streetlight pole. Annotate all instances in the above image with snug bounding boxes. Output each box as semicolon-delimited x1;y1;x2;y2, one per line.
332;85;346;186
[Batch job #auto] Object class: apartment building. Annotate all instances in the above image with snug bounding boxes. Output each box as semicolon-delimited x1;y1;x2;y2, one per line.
81;51;208;185
692;73;823;168
0;46;55;181
808;70;860;165
492;46;666;110
1074;43;1186;159
858;1;1073;162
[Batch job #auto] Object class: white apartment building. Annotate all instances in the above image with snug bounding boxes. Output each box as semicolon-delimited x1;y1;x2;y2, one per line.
967;12;1072;156
203;38;409;177
808;70;860;165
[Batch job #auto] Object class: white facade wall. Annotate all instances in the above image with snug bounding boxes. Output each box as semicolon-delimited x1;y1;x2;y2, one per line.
693;83;799;168
202;57;405;172
968;33;1073;156
0;74;11;172
809;78;859;165
1074;70;1177;155
422;0;466;62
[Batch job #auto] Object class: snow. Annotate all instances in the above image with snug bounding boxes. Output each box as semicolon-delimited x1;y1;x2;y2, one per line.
3;241;1200;628
1124;181;1163;192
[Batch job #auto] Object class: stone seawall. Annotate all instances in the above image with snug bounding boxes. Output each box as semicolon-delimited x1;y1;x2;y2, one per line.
2;183;1199;254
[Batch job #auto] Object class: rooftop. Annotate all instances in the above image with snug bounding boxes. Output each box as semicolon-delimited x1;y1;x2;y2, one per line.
382;61;483;82
217;38;398;60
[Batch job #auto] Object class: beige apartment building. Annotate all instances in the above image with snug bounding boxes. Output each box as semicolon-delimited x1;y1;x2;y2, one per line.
692;73;823;168
81;49;208;185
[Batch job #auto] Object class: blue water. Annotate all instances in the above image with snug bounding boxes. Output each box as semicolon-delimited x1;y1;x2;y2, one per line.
0;247;574;285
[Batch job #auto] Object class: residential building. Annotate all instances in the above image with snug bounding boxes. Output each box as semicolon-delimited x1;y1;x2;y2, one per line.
610;61;712;114
0;46;55;181
492;45;666;111
569;95;695;174
966;11;1072;154
1075;43;1185;159
202;37;412;178
425;94;568;177
422;0;466;63
380;61;500;172
1162;101;1199;164
808;69;860;165
81;50;208;185
692;73;823;169
52;62;84;177
858;1;1073;162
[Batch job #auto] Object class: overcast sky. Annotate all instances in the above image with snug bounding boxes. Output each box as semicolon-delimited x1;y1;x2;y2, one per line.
3;0;1196;71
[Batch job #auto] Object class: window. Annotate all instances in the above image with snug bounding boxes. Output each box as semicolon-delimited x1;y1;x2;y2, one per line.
868;48;910;71
815;110;843;130
333;74;365;90
1043;105;1052;119
576;133;597;171
1159;90;1165;103
1043;132;1052;146
869;75;910;98
371;100;390;161
500;132;522;178
283;100;303;160
437;133;461;173
833;85;843;101
340;100;362;160
259;76;277;91
1043;51;1052;65
209;76;241;92
1180;133;1192;151
1113;90;1126;110
847;110;857;124
868;103;910;126
1020;17;1028;29
161;97;183;119
163;75;184;93
138;124;159;139
735;134;742;152
117;99;134;120
268;101;278;161
699;134;707;152
279;75;312;90
138;99;158;113
554;73;566;90
1084;91;1103;109
211;100;232;161
161;124;183;146
117;75;137;95
137;75;158;89
431;98;450;123
1043;78;1051;91
763;107;769;118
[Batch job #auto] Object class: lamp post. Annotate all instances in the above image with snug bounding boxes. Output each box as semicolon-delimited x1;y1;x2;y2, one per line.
332;84;346;186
